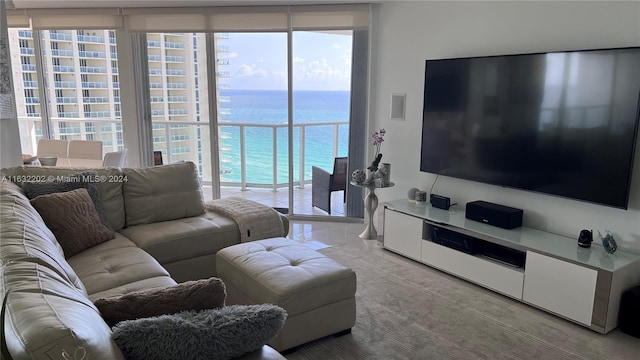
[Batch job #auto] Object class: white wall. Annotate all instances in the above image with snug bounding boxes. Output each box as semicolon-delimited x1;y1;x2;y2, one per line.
371;1;640;253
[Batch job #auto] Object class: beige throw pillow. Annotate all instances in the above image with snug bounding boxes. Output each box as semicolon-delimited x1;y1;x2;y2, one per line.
94;277;227;327
30;188;116;258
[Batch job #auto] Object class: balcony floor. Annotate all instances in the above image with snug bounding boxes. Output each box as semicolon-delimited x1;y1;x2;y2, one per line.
202;185;347;217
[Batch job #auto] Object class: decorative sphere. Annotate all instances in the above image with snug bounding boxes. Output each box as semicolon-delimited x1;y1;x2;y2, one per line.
407;188;419;202
352;169;366;184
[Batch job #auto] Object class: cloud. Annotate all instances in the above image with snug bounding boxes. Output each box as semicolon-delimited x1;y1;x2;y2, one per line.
293;56;305;63
235;64;268;78
228;52;239;58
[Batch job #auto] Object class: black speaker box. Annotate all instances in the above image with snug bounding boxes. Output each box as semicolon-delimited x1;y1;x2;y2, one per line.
465;200;523;229
430;194;451;210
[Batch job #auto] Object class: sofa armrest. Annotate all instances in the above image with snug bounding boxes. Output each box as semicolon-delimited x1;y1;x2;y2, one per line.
236;345;286;360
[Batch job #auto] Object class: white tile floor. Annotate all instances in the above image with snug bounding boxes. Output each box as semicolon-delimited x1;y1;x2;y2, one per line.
202;185;347;217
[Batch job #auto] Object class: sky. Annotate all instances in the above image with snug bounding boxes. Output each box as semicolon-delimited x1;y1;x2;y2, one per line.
222;31;353;91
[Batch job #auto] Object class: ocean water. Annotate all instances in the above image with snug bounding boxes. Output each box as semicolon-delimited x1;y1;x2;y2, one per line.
218;89;350;184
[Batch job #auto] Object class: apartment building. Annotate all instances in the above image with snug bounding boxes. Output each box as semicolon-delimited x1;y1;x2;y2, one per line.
8;29;225;176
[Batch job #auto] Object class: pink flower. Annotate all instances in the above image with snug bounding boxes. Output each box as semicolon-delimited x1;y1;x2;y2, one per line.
372;128;386;156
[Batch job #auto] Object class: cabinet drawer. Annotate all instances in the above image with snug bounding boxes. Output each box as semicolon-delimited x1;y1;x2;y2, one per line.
421;240;524;299
383;209;422;261
523;251;597;326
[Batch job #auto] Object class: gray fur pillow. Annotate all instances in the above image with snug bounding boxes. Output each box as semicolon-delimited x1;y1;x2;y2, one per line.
94;277;227;327
112;304;287;360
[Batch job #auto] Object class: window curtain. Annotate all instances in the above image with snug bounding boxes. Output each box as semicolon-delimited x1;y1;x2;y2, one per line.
1;1;22;167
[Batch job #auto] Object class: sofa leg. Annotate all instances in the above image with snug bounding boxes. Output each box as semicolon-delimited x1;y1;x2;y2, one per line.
333;328;352;337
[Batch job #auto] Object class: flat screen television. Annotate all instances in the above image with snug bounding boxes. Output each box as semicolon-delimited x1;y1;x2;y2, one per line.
420;47;640;209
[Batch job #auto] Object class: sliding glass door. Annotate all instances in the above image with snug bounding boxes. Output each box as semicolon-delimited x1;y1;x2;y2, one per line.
291;30;353;216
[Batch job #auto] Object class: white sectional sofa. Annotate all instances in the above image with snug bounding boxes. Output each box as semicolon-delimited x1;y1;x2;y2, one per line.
0;161;288;359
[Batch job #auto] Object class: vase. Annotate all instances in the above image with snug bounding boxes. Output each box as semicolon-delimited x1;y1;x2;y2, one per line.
379;163;391;186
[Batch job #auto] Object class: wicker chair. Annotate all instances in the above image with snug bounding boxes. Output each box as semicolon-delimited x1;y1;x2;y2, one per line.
311;157;348;214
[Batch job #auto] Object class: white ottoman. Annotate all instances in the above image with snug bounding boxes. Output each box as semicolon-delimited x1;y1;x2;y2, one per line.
216;238;357;352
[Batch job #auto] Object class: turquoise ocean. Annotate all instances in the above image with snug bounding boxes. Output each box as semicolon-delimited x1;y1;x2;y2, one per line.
219;89;350;184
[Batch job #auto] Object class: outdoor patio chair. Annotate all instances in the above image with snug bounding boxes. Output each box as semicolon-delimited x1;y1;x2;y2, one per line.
311;157;348;214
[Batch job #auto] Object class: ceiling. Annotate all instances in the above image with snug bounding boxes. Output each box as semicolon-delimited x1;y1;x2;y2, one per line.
9;0;378;9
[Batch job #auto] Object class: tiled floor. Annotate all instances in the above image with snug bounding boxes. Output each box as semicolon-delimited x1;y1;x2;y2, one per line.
279;220;640;359
202;185;347;217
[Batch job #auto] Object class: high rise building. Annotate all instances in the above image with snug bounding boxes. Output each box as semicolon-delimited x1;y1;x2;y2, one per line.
8;29;227;178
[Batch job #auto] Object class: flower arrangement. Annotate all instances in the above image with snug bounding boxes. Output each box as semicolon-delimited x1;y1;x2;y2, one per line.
367;128;386;171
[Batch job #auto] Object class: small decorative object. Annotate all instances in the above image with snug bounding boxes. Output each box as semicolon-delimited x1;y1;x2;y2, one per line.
415;190;427;204
407;188;419;203
363;169;377;186
577;229;593;248
378;163;391;186
598;230;618;254
351;169;366;185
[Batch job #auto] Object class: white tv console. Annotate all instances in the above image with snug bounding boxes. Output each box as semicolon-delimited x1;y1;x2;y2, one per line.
382;199;640;334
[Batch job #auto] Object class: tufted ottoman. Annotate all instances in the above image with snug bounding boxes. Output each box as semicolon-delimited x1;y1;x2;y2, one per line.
215;237;357;352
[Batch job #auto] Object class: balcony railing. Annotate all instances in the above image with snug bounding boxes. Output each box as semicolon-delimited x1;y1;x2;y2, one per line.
80;66;107;73
53;65;75;72
77;35;105;43
51;49;74;57
78;51;106;58
17;116;347;191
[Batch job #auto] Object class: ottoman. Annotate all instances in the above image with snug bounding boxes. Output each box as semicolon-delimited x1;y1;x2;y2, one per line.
216;237;357;352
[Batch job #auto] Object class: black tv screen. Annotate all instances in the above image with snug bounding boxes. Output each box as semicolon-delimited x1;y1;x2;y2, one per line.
420;47;640;209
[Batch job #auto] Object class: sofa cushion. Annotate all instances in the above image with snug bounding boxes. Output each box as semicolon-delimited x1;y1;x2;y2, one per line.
112;304;287;360
94;277;227;327
120;214;239;266
0;261;124;359
22;170;112;229
0;180;87;295
67;234;176;301
3;166;126;230
122;162;205;227
30;188;116;258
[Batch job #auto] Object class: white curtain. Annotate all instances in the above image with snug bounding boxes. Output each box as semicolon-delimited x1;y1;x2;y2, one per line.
1;0;23;167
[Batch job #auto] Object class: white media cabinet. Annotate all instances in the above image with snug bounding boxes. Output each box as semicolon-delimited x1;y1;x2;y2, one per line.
383;199;640;333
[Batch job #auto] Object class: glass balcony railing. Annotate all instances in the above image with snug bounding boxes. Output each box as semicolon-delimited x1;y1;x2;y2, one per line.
25;97;40;104
51;49;74;57
23;81;39;88
78;51;106;58
83;97;110;103
56;97;77;104
165;55;186;62
54;81;75;88
166;69;187;76
50;33;72;41
148;55;162;61
59;112;80;118
77;35;105;43
18;114;347;193
81;82;108;88
18;30;32;38
80;66;107;73
85;111;111;118
164;41;185;49
168;109;188;115
20;48;35;55
22;64;36;72
167;96;187;102
148;40;161;47
166;83;187;89
53;65;75;72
